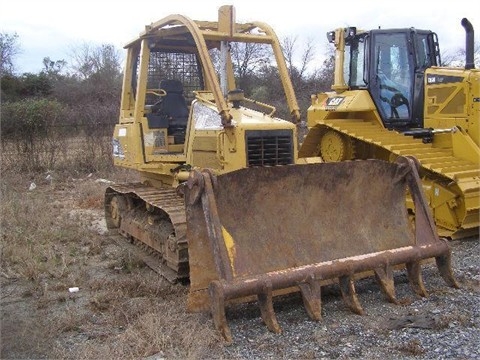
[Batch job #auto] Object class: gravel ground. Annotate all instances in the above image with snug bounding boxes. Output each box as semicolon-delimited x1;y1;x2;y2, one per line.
209;238;479;359
3;176;477;360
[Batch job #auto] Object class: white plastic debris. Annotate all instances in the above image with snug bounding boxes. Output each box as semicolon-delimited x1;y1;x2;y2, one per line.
29;182;37;191
68;287;79;293
95;178;114;185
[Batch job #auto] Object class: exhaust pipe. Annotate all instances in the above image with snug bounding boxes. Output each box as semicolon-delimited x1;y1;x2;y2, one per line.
461;18;475;70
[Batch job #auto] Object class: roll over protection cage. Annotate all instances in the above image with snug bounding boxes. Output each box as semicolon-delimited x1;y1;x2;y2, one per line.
124;5;301;127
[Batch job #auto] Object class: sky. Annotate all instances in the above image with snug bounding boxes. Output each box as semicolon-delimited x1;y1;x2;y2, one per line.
1;0;479;74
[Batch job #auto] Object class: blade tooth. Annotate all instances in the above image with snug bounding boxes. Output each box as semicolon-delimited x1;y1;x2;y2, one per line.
339;275;365;315
374;265;398;304
406;261;428;297
257;280;281;334
435;254;460;288
298;274;322;320
208;281;232;343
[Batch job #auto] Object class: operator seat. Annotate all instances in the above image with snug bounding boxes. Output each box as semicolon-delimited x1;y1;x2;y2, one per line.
377;72;410;119
157;79;189;143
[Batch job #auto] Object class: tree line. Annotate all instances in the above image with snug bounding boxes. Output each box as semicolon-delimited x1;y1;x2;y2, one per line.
1;31;477;173
0;31;336;172
1;33;124;172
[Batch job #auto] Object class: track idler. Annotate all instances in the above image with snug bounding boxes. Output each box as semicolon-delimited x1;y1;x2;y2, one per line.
184;156;459;343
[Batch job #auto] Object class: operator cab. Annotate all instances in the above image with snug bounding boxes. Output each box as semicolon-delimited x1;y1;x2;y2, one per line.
150;79;189;144
133;45;205;156
343;28;440;131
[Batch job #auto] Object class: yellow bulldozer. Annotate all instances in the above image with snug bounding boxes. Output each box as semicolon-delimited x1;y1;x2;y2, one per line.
105;5;459;342
300;19;479;239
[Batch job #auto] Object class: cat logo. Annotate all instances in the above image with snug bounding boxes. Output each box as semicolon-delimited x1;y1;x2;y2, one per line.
325;96;345;109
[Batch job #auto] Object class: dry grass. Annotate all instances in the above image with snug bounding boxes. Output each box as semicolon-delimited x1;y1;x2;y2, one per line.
52;296;223;360
1;175;89;284
393;338;426;356
0;168;227;359
1;134;115;174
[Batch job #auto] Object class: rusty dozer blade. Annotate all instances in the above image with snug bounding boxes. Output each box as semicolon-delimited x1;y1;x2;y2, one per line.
184;156;459;343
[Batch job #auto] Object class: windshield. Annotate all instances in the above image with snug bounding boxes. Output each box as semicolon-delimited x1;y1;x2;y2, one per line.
345;35;367;88
371;32;413;122
416;32;440;69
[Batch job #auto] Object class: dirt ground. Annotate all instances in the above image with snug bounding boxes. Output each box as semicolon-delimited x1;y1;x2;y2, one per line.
1;172;479;359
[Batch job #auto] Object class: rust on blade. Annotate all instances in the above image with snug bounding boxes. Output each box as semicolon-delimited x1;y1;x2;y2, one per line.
185;156;459;342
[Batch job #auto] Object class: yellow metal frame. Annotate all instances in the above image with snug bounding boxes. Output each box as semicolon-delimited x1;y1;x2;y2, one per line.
114;5;301;187
302;25;480;238
123;5;300;126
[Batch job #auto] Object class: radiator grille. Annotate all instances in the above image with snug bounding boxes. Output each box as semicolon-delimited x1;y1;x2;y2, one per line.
246;130;293;167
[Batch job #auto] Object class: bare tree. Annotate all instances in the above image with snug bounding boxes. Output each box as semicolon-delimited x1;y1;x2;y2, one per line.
42;57;67;78
314;45;335;92
230;42;271;93
65;42;123;104
281;36;315;82
69;43;122;80
231;42;270;79
0;32;20;75
441;41;480;68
